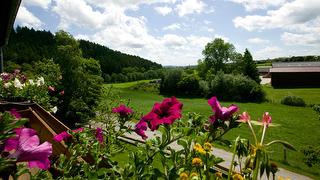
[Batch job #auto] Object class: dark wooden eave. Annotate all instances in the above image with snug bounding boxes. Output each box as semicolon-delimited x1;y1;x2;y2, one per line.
0;0;21;47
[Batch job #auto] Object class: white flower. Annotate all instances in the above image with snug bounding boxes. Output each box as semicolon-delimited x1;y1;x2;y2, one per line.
36;77;45;86
51;106;58;113
4;82;12;88
13;78;24;89
29;79;34;85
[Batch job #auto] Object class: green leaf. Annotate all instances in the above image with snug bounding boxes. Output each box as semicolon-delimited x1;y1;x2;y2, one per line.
266;140;296;151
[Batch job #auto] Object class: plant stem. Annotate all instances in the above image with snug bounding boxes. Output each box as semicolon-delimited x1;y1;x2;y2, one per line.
260;124;267;144
228;136;239;180
248;121;258;144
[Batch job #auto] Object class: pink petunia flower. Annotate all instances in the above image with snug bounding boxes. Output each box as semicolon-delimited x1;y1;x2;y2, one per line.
262;112;272;127
4;128;52;170
9;108;21;119
208;96;238;124
59;90;64;95
135;97;183;139
135;120;148;139
95;128;104;144
53;131;71;142
112;104;134;118
53;128;84;142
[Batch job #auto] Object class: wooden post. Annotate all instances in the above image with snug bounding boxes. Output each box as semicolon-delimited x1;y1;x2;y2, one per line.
0;47;3;73
283;148;288;163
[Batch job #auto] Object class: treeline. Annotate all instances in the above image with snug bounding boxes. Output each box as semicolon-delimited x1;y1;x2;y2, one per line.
256;55;320;65
4;26;162;81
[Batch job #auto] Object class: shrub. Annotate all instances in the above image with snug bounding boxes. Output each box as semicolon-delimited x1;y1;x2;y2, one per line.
160;69;183;95
281;96;306;107
302;145;320;167
129;81;159;93
177;74;200;96
204;72;265;102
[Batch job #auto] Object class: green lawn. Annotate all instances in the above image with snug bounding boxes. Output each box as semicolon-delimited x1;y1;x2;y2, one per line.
101;82;320;179
263;85;320;105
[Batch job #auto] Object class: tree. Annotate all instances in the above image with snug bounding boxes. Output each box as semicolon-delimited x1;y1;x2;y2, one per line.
54;31;102;126
202;38;235;73
242;49;260;83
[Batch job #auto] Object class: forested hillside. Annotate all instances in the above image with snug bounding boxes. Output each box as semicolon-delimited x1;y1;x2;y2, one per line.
4;27;162;75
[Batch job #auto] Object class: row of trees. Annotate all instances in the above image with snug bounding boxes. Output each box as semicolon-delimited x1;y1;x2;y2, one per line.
160;38;264;102
4;27;162;78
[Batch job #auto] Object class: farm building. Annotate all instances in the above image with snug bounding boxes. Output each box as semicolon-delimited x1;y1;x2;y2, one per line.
270;62;320;88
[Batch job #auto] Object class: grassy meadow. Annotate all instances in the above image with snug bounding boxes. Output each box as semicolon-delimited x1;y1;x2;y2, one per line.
102;81;320;179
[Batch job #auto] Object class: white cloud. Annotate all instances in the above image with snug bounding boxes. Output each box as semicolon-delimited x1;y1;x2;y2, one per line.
229;0;286;11
154;6;172;16
254;46;282;59
162;34;187;47
23;0;51;9
52;0;106;29
281;32;320;46
233;0;320;31
176;0;206;17
163;23;181;31
208;28;214;32
247;38;269;44
16;6;43;28
234;0;320;47
83;0;177;10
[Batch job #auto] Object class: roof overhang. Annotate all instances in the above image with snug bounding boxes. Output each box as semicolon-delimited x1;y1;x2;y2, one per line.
0;0;22;48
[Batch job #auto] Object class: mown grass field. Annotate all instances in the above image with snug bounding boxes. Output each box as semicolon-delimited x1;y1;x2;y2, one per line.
102;81;320;179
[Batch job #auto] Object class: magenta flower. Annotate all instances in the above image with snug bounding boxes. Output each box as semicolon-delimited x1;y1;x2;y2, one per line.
4;128;52;170
53;128;84;142
59;90;65;95
9;108;21;119
135;120;148;139
112;104;134;118
208;96;238;124
1;72;11;82
135;97;183;139
53;131;71;142
262;112;272;127
95;128;104;144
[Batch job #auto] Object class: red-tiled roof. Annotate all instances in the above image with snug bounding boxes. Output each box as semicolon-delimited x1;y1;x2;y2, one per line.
270;67;320;73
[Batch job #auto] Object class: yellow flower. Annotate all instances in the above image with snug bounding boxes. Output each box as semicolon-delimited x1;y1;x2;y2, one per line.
179;172;188;180
215;171;222;178
204;142;212;151
194;143;206;154
278;176;291;180
190;172;198;177
192;157;203;166
232;173;244;180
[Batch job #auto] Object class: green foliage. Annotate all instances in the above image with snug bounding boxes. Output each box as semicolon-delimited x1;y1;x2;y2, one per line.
177;73;200;96
54;31;103;124
129;81;160;93
0;71;56;110
202;38;236;73
281;96;306;107
302;145;320;167
313;104;320;120
242;49;260;83
204;72;265;102
32;59;62;87
160;69;183;95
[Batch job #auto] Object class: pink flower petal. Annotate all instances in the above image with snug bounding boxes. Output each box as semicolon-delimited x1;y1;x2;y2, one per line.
135;120;148;139
95;128;104;143
53;132;71;142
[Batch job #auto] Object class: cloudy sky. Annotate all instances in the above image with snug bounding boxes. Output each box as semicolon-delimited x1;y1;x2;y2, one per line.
15;0;320;66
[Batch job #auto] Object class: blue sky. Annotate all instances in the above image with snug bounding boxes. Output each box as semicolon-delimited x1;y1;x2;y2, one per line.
15;0;320;66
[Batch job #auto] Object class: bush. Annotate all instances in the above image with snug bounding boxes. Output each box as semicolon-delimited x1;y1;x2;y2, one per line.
204;72;265;102
281;96;306;107
177;74;200;96
160;69;183;95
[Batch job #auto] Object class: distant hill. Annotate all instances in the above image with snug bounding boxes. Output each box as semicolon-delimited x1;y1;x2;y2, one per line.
4;26;162;75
